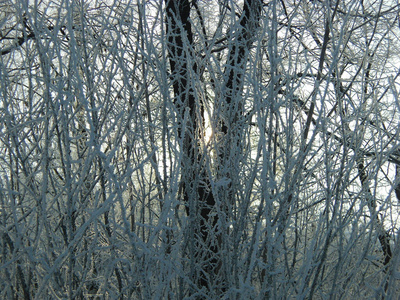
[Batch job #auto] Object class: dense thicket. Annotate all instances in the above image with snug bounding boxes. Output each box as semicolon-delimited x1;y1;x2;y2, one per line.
1;1;400;298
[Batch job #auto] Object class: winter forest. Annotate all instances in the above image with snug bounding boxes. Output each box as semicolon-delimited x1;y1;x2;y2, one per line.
1;0;400;298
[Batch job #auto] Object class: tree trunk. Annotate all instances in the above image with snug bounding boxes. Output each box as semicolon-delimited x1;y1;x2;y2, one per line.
165;0;219;293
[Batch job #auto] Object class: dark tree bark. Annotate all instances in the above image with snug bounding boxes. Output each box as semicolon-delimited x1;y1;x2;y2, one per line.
219;0;263;235
221;0;263;136
165;0;263;295
165;0;218;293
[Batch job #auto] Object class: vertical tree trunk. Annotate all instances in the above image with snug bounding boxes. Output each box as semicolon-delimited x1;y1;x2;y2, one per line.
165;1;262;295
164;0;219;293
219;0;263;205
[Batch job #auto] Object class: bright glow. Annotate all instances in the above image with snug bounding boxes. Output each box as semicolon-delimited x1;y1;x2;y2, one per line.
205;126;213;143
